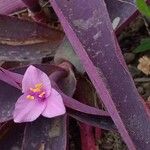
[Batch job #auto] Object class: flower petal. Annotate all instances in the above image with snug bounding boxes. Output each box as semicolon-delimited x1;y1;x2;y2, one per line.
42;88;66;118
22;65;51;96
13;94;46;123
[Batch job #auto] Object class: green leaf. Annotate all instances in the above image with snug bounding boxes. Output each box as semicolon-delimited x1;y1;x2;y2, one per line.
136;0;150;17
133;38;150;53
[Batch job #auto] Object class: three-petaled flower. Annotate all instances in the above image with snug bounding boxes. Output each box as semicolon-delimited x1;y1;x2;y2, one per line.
13;65;66;123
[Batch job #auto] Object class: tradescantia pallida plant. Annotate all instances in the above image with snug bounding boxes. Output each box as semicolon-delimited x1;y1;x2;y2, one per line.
0;62;111;149
0;0;150;150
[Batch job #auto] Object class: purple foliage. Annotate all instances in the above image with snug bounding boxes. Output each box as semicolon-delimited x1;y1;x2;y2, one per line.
50;0;150;149
23;115;67;150
0;0;150;149
0;14;64;61
105;0;137;34
0;65;109;122
0;0;25;15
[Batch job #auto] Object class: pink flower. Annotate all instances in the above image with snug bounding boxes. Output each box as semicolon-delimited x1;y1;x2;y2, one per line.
13;65;66;123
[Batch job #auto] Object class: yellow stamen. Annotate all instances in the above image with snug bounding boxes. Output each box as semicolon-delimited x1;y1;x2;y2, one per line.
27;95;35;100
35;83;43;89
30;83;43;93
39;92;46;98
30;87;41;92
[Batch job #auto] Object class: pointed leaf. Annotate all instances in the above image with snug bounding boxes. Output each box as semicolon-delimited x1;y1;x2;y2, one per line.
22;116;67;150
136;0;150;17
0;14;64;61
0;0;25;15
133;38;150;53
50;0;150;149
0;64;108;123
68;111;116;131
0;122;25;150
105;0;137;33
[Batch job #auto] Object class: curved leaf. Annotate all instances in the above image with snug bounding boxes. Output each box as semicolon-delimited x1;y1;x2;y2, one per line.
0;14;64;61
133;38;150;53
22;116;67;150
0;122;25;150
0;0;25;15
105;0;137;33
50;0;150;149
136;0;150;17
68;111;116;131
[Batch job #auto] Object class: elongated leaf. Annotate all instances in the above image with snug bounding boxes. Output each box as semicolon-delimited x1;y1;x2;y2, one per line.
0;81;21;122
133;38;150;53
0;0;25;15
136;0;150;17
0;14;58;41
0;43;59;62
0;14;64;61
0;64;109;123
22;116;67;150
105;0;137;33
0;67;22;89
50;0;150;149
68;111;116;132
0;123;25;150
61;93;109;116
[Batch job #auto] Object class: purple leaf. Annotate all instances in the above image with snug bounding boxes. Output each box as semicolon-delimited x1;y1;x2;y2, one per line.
68;111;116;131
0;64;109;123
105;0;137;33
61;93;109;116
22;115;67;150
56;66;77;97
0;14;64;41
0;14;64;61
50;0;150;149
0;123;25;150
0;81;21;122
0;43;61;62
0;0;25;15
0;67;22;89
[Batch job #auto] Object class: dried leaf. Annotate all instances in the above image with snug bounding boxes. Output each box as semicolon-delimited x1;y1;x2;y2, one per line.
138;56;150;75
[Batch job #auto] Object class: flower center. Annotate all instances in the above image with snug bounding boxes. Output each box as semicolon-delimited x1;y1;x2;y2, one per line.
26;83;46;100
